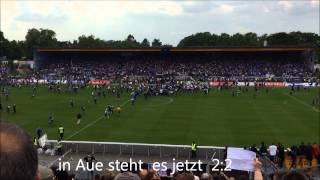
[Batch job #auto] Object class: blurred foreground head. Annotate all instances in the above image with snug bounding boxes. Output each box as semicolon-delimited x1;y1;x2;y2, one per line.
0;122;39;180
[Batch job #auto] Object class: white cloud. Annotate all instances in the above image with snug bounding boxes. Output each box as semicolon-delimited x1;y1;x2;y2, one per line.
310;0;320;7
278;1;293;11
0;0;318;45
219;4;235;14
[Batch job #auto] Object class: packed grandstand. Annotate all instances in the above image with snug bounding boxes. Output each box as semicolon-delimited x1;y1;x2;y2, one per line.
2;47;319;85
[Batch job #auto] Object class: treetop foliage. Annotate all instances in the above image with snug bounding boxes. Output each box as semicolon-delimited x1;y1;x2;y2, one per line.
0;28;319;59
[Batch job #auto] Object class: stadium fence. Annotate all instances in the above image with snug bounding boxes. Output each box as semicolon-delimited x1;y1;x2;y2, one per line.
46;140;226;162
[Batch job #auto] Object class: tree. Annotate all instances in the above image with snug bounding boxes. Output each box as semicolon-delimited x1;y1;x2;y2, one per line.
1;29;319;60
126;34;136;42
0;31;25;59
7;40;24;59
231;33;245;46
177;32;212;47
267;32;298;46
152;39;162;47
141;38;150;47
243;32;259;46
24;28;58;58
217;33;231;46
0;31;9;57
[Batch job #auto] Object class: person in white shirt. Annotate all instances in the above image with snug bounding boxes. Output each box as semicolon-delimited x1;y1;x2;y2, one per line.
268;143;277;163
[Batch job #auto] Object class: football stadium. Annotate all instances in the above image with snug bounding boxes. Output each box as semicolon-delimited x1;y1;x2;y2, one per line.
0;1;319;180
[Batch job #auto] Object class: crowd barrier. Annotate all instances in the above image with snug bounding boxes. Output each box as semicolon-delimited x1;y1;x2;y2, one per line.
46;140;226;162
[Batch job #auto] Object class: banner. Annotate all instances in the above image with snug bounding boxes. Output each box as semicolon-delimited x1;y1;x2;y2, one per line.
208;81;235;86
209;81;288;87
255;82;286;87
89;80;111;85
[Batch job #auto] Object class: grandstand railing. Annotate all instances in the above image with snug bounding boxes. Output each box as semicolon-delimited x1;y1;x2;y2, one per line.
46;140;225;162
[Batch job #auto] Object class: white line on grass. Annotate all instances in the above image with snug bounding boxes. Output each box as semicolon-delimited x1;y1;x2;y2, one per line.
47;149;72;168
283;93;320;113
65;99;131;140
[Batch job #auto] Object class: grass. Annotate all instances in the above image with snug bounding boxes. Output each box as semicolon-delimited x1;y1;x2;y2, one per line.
1;85;319;147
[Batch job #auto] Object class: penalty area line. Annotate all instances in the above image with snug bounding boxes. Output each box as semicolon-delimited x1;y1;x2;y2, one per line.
65;99;131;140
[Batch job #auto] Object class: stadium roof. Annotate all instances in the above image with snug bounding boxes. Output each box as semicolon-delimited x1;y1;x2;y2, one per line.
36;47;314;53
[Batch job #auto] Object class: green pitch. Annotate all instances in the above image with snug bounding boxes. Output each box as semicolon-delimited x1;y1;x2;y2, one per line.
1;86;319;147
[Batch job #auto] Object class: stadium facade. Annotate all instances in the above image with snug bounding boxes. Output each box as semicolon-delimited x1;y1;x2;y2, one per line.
34;47;317;68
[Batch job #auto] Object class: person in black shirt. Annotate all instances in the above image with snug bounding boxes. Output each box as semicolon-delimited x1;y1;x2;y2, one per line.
299;142;306;156
36;128;44;139
250;144;258;153
12;104;16;113
76;113;82;125
305;143;313;166
289;145;298;169
93;96;97;104
259;142;267;156
298;142;306;166
277;143;285;168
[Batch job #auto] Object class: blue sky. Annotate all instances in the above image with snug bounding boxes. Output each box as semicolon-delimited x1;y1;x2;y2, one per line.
1;0;319;45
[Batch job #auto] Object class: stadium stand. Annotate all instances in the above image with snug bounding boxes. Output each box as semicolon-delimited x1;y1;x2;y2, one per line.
32;48;317;83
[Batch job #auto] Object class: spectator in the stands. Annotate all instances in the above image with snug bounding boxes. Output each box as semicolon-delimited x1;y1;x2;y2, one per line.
200;173;212;180
277;143;285;168
299;142;306;156
281;171;309;180
173;172;194;180
305;142;313;166
114;171;141;180
0;122;39;180
145;170;160;180
268;143;277;163
253;159;263;180
250;144;258;153
259;142;267;156
100;171;117;180
51;166;68;180
289;145;298;169
94;174;101;180
38;165;54;180
312;143;319;160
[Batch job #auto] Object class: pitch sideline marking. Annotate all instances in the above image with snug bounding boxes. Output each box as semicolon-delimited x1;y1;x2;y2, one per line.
65;99;131;140
283;93;320;113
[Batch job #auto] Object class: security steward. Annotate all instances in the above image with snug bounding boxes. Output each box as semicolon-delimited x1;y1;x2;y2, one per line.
33;137;39;148
191;141;197;159
58;125;64;140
